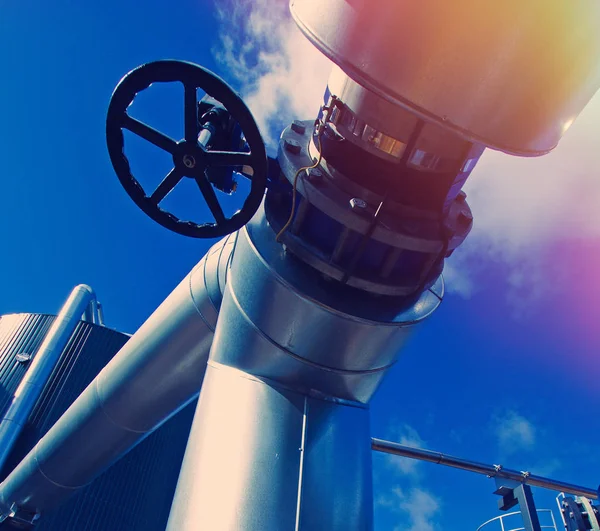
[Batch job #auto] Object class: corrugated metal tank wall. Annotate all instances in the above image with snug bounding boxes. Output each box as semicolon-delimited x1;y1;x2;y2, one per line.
0;313;196;531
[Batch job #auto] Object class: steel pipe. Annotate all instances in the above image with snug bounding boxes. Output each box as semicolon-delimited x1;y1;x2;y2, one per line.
372;438;599;499
291;0;600;155
96;302;105;327
0;285;97;474
83;296;101;325
0;236;234;520
166;213;443;530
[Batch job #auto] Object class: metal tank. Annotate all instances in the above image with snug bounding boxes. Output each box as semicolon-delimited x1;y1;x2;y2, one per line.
290;0;600;155
0;236;233;531
0;236;233;522
0;312;193;531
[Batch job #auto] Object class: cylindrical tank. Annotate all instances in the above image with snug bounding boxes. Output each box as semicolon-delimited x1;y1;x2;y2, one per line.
290;0;600;155
0;313;195;531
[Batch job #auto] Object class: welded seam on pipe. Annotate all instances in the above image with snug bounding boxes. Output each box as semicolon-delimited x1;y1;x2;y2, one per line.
33;452;82;491
189;265;217;332
214;234;231;297
239;226;425;327
206;362;368;409
226;284;398;376
93;377;148;434
201;258;220;318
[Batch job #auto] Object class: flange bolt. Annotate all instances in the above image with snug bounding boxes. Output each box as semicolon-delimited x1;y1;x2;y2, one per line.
349;197;368;210
284;139;302;155
291;120;306;135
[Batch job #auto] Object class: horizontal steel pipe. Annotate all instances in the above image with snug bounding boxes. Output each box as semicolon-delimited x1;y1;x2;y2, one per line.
372;438;598;499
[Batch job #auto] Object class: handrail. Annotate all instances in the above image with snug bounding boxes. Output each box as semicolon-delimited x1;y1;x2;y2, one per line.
476;509;557;531
372;438;598;499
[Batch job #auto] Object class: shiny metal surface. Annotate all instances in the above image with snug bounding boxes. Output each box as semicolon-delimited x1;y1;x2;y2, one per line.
212;210;443;403
327;66;415;158
83;296;102;325
0;237;233;517
167;364;304;531
476;510;558;531
280;125;473;253
168;210;442;530
300;394;373;530
0;315;190;531
372;438;599;499
291;0;600;155
167;363;373;531
0;285;96;474
326;67;481;167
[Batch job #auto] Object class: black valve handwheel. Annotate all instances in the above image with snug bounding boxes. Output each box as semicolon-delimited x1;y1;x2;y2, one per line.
106;60;268;238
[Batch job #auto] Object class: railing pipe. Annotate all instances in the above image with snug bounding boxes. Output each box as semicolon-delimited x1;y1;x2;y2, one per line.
372;438;598;499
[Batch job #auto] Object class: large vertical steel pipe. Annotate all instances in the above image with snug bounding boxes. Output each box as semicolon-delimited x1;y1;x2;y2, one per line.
167;211;443;530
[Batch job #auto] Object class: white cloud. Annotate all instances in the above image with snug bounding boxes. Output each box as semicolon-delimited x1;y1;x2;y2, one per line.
442;258;476;299
398;488;441;531
375;423;443;530
212;0;331;148
383;424;427;478
377;487;441;531
211;0;600;313
529;458;562;477
465;92;600;248
446;92;600;310
493;410;536;454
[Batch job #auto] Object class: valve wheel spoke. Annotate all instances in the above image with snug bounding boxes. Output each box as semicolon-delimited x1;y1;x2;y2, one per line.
149;168;183;205
122;114;178;154
194;174;226;224
205;150;252;167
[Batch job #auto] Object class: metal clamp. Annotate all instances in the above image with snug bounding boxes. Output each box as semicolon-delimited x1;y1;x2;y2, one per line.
0;502;39;528
487;464;503;478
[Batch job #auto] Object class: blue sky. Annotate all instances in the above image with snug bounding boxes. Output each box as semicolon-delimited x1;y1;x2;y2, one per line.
1;1;600;529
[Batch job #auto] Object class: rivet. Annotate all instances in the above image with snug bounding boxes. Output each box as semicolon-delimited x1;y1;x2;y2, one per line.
16;353;31;363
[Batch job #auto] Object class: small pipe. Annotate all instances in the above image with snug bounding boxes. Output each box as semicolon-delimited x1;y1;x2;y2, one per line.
0;285;97;473
198;126;214;148
372;438;598;500
83;305;94;323
96;302;105;327
83;298;103;325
